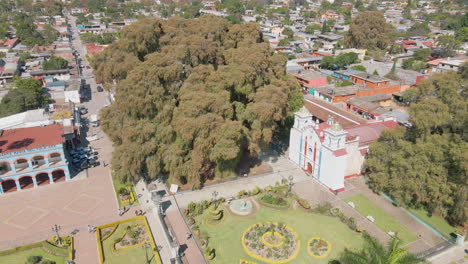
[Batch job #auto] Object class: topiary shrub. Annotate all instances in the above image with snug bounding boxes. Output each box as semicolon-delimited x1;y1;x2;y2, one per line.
264;185;273;192
298;199;311;209
252;186;261;195
27;256;42;264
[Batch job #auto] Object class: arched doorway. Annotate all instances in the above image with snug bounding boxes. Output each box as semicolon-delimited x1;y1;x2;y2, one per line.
48;153;62;165
36;173;50;186
19;176;34;189
32;155;46;169
0;161;10;175
14;158;29;172
1;179;17;193
52;170;65;182
307;163;313;174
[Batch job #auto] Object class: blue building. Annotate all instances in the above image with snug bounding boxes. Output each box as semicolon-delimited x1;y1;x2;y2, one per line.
0;124;71;194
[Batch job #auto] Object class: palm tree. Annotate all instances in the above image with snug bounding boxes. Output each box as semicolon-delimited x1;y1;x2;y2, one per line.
338;234;427;264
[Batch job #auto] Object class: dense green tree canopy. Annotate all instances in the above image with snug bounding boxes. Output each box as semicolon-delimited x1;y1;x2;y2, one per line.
43;56;68;70
365;71;467;226
0;78;47;117
93;16;302;187
346;11;393;50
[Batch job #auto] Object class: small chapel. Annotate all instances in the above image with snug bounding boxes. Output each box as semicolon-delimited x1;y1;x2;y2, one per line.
288;106;397;192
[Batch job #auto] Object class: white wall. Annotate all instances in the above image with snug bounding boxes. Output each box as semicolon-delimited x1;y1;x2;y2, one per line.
318;147;347;191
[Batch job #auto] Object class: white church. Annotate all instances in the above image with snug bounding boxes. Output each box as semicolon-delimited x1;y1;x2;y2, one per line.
289;106;397;192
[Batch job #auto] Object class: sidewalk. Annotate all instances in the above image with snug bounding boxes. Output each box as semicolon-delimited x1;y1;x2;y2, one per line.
174;166;308;208
134;180;174;263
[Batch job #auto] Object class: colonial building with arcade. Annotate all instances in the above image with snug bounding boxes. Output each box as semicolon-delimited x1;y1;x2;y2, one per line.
289;106;397;192
0;124;71;194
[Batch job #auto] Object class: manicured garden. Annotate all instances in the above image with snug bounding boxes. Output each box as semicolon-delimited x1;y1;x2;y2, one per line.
96;216;161;264
343;194;418;245
112;177;138;208
186;182;365;263
0;236;73;264
408;208;458;240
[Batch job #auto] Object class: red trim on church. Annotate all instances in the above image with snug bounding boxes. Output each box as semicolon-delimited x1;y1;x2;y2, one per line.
344;173;363;179
329;187;345;193
333;149;347;157
360;149;368;156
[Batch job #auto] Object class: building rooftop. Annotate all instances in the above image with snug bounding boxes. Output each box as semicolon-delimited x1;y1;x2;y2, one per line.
346;120;397;147
0;124;65;155
315;84;370;97
347;97;389;115
304;95;367;128
349;72;390;82
290;70;326;80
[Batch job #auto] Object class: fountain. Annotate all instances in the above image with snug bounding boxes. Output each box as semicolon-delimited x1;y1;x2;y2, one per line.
229;198;253;216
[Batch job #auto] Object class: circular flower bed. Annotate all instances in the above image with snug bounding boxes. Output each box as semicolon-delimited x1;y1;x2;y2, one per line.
242;222;300;263
307;237;331;258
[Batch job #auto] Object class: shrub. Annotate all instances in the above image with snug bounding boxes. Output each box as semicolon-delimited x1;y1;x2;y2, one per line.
298;199;311;209
261;193;287;206
219;197;225;203
281;178;288;185
237;190;247;198
118;187;129;195
264;185;273;192
252;186;261;195
187;202;196;214
312;202;333;215
27;256;42;264
187;217;195;225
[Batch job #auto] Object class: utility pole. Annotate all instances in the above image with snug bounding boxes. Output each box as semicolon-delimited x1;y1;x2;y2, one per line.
52;224;62;246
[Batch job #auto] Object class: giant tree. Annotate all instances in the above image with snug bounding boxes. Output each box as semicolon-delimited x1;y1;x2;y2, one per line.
94;16;302;188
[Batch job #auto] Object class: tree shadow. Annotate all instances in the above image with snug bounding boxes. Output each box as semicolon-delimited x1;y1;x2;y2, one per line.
178;244;188;254
161;200;172;213
7;138;34;150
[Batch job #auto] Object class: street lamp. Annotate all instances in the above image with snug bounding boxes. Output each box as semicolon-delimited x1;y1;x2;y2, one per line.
288;175;294;192
52;224;62;247
212;190;219;208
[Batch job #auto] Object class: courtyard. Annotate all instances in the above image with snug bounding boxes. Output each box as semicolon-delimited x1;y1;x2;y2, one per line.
192;195;364;263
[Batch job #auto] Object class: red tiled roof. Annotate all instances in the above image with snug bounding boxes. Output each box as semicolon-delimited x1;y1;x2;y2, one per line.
0;124;65;155
86;43;104;55
3;38;18;47
427;58;445;66
333;149;347;157
422;41;433;48
304;96;367;128
345;120;397;147
402;40;416;45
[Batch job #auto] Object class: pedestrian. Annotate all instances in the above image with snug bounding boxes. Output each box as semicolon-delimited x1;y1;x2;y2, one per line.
87;225;91;233
139;210;143;215
186;233;192;239
135;210;139;216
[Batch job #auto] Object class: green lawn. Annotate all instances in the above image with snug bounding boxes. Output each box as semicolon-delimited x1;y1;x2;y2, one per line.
343;194;418;245
112;177;139;208
196;204;364;263
408;208;457;239
99;218;159;264
0;246;68;264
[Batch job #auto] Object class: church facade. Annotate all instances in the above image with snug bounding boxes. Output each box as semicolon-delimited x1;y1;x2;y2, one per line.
289;107;397;192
